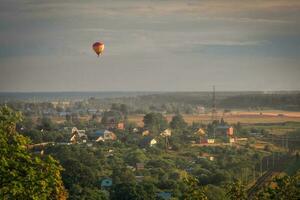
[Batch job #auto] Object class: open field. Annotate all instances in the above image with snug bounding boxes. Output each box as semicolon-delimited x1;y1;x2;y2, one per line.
46;110;300;127
128;110;300;126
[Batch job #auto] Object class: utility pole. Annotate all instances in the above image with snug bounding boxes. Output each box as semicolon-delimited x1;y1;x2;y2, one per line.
211;85;217;122
211;86;217;139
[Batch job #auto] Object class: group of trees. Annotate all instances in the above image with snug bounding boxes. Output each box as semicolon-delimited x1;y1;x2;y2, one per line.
226;172;300;200
0;106;68;199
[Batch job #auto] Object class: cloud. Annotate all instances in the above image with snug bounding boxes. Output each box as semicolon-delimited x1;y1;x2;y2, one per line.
0;0;299;91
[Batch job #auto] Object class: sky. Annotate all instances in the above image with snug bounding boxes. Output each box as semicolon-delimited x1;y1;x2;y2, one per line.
0;0;300;92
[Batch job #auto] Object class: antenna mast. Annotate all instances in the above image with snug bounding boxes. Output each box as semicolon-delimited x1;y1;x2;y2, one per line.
211;86;217;139
211;85;217;122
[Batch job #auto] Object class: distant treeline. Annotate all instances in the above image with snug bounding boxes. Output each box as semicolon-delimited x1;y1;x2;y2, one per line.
1;91;300;114
219;93;300;110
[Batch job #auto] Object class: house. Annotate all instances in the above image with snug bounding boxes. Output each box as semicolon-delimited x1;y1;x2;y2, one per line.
228;137;235;143
139;136;157;148
72;127;86;135
132;128;139;133
94;130;117;142
196;106;205;114
142;130;150;136
200;137;215;144
160;129;172;137
194;128;206;136
104;117;125;130
207;138;215;144
116;122;125;130
70;127;87;144
215;125;234;136
100;178;112;188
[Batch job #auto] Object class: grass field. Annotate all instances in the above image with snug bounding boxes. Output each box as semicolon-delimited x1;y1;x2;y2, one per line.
127;110;300;127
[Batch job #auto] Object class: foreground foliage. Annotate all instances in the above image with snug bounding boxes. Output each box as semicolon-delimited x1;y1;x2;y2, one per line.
0;106;68;200
255;171;300;200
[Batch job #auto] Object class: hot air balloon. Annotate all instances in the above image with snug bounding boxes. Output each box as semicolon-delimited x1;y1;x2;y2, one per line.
92;42;105;57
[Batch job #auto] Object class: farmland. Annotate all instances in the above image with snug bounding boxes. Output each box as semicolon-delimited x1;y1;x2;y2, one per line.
127;110;300;127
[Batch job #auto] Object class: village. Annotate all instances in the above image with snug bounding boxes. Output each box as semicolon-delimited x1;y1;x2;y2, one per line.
3;91;300;200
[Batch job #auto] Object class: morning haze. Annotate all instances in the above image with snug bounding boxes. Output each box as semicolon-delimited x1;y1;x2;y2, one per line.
0;0;300;92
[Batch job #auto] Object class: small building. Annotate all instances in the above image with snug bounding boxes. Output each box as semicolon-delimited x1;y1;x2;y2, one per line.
216;125;234;136
207;138;215;144
117;122;125;130
200;137;215;144
194;128;206;136
70;127;87;144
142;130;150;136
104;117;125;130
132;128;139;133
228;137;235;143
94;130;117;142
160;129;172;137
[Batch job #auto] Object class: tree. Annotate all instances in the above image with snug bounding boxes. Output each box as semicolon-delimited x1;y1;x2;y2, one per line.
111;182;156;200
143;113;168;134
255;171;300;200
37;116;55;131
170;114;187;130
124;149;147;166
101;110;123;124
226;180;247;200
181;175;208;200
0;106;68;200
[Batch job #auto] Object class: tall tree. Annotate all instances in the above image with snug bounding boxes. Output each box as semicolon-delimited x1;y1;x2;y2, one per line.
181;176;208;200
0;106;68;200
170;114;187;130
143;113;168;134
226;180;247;200
255;171;300;200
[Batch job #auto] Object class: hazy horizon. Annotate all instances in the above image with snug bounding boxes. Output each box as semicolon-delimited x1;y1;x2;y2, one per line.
1;0;300;92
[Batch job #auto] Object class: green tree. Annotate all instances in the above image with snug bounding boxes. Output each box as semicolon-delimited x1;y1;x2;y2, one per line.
143;113;168;134
37;116;55;131
125;149;147;166
255;171;300;200
111;182;156;200
226;180;247;200
0;106;68;200
170;114;187;130
181;176;208;200
101;110;123;124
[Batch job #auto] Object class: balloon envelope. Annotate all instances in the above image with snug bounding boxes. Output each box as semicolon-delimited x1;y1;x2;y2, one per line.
93;42;104;56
